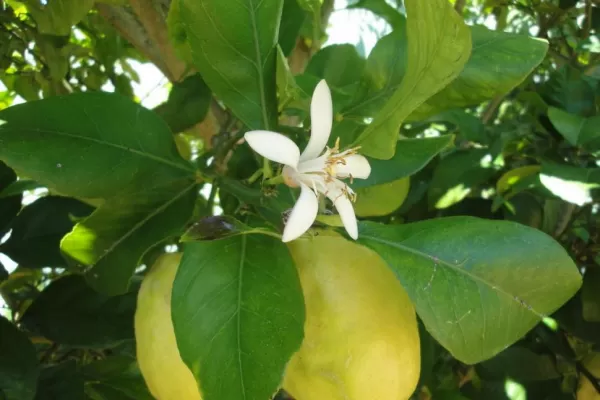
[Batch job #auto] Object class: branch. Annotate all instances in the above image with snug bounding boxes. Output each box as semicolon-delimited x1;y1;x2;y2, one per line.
577;361;600;396
481;95;504;124
96;0;185;82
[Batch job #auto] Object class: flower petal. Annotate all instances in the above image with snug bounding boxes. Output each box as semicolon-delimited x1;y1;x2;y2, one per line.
245;130;300;168
325;185;358;240
301;80;333;161
282;184;319;242
335;154;371;179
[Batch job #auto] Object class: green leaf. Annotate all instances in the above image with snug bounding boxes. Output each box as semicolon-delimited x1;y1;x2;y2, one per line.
0;92;199;294
171;0;281;130
0;180;43;199
539;162;600;206
279;0;308;56
543;65;597;117
34;361;84;400
304;44;366;89
340;29;407;120
353;0;471;159
348;0;406;30
22;0;95;36
172;234;304;400
154;73;211;134
356;217;581;364
82;356;153;400
409;27;548;121
0;161;21;236
477;346;560;381
62;179;197;295
0;316;39;400
547;107;600;151
0;196;94;268
21;275;136;347
0;93;194;199
428;149;497;209
353;135;454;190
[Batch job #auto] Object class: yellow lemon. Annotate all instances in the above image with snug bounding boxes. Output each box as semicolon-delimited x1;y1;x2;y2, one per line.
135;253;202;400
577;353;600;400
284;236;421;400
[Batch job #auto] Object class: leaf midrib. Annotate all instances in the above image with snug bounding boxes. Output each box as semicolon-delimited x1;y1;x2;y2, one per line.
361;234;544;317
18;128;194;174
236;234;248;399
89;181;196;266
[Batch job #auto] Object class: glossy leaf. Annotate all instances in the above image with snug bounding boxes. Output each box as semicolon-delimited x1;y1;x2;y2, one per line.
547;107;600;151
21;275;136;348
354;0;471;159
0;92;194;199
409;27;548;121
62;179;197;295
171;0;281;130
0;316;39;400
0;196;94;268
172;234;304;400
353;135;454;189
356;217;581;364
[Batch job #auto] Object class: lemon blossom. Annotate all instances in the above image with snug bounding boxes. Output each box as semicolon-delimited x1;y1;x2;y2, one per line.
244;80;371;243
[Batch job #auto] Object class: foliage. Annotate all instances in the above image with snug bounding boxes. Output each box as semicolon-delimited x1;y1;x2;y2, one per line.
0;0;599;399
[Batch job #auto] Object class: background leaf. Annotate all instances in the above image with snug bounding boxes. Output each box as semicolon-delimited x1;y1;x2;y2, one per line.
0;161;21;236
356;217;581;364
21;275;137;347
353;135;454;189
0;316;39;400
0;196;94;268
172;234;304;400
409;27;548;121
354;0;471;159
171;0;281;130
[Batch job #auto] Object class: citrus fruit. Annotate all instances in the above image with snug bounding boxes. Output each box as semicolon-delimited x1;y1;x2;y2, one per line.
284;235;421;400
135;252;202;400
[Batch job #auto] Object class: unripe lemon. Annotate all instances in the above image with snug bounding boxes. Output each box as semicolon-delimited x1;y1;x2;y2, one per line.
135;252;202;400
577;353;600;400
284;236;421;400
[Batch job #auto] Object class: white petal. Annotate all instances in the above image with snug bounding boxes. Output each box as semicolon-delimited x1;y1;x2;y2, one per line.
244;130;300;168
301;80;333;161
325;185;358;240
335;154;371;179
282;184;319;242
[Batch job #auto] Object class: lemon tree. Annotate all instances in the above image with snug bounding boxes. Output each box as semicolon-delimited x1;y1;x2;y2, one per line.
0;0;598;399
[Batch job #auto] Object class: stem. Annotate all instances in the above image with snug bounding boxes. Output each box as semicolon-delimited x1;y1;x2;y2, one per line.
264;175;284;185
481;95;504;124
262;158;273;179
247;169;263;184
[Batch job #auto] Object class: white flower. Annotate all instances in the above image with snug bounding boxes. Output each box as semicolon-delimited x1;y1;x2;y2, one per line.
244;80;371;242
